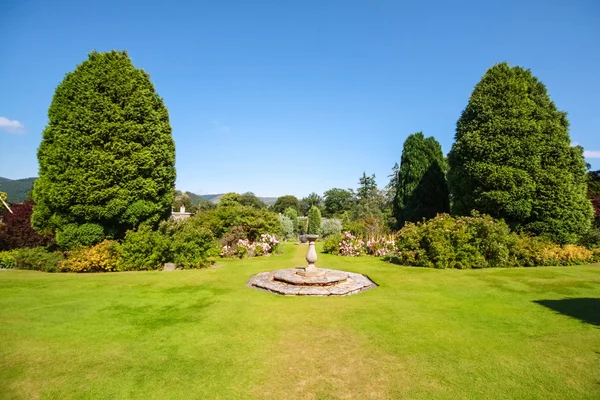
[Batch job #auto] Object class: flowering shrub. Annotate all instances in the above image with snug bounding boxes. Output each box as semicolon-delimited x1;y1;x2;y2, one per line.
339;231;364;257
60;240;121;272
366;236;396;257
383;213;595;269
220;233;279;258
511;235;593;266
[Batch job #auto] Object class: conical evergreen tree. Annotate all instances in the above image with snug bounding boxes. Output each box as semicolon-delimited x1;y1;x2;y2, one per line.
33;51;176;248
393;132;449;227
448;63;592;243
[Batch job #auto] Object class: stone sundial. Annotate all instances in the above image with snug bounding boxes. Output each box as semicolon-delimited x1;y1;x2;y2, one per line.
248;235;376;296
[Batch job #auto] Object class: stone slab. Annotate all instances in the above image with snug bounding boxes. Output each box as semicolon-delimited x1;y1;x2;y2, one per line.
248;268;377;297
163;263;177;271
273;268;348;286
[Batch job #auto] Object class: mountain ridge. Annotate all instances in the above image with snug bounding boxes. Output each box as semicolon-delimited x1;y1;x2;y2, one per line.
0;177;279;205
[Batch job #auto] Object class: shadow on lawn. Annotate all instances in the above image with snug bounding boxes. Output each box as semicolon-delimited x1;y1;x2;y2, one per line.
534;298;600;326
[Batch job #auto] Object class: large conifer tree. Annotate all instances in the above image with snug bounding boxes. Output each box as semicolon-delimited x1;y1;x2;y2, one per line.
393;132;449;227
33;51;176;248
447;63;592;243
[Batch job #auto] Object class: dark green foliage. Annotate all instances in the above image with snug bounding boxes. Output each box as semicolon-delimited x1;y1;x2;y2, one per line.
32;51;176;247
298;217;308;234
10;247;65;272
237;192;266;209
394;133;449;228
119;219;218;270
55;223;106;249
323;188;354;217
587;170;600;228
588;170;600;198
307;206;321;235
218;193;241;208
390;213;594;269
196;203;282;241
300;193;323;215
578;228;600;250
170;220;218;269
322;233;343;254
0;177;37;203
272;195;299;213
353;173;384;220
119;224;170;270
393;213;513;269
343;217;389;240
448;63;593;243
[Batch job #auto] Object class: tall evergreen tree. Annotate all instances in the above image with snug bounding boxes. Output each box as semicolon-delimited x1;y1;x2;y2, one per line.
448;63;592;243
394;133;449;227
307;205;322;235
353;172;384;220
32;51;176;248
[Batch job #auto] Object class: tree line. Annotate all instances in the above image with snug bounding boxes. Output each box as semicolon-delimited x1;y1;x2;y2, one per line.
15;51;596;250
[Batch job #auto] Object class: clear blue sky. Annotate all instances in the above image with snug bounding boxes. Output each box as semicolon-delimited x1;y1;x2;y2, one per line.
1;0;599;197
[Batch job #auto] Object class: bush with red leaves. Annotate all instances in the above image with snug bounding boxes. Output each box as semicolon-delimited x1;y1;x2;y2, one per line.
0;200;53;251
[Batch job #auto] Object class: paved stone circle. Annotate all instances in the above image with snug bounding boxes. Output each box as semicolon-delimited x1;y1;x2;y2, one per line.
248;267;377;296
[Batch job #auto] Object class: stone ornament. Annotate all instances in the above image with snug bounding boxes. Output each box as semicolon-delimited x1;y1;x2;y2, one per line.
248;235;377;296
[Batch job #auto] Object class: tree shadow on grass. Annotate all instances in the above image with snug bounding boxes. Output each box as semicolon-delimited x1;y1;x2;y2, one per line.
534;298;600;326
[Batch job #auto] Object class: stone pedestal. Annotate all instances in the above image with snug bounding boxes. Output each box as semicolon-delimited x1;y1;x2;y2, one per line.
297;234;324;277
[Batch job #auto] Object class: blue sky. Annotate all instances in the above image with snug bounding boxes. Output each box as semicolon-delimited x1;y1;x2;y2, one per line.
1;0;599;197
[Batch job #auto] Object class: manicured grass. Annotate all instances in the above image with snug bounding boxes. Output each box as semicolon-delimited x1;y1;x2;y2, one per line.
1;243;599;399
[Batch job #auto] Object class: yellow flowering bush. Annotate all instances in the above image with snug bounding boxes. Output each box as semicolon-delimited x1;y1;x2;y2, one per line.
60;240;122;272
511;235;593;266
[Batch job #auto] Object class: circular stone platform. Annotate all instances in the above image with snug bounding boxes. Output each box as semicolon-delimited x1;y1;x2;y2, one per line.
248;268;376;296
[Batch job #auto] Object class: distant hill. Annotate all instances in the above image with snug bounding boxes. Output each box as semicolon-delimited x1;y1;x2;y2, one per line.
0;177;37;203
0;177;279;206
199;193;278;205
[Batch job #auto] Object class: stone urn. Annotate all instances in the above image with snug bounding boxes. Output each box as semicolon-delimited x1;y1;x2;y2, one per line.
298;234;323;277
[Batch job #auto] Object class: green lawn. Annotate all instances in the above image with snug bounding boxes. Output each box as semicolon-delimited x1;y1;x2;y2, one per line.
1;243;599;399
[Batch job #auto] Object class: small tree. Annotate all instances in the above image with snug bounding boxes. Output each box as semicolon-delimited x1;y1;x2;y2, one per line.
279;215;295;240
394;132;450;228
283;207;299;233
323;188;355;217
238;192;266;209
307;206;321;235
272;195;299;213
448;63;592;243
32;51;176;248
353;173;384;220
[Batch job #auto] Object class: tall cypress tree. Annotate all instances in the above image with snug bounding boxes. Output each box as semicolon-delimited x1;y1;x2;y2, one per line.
33;51;176;248
393;132;449;227
448;63;592;243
